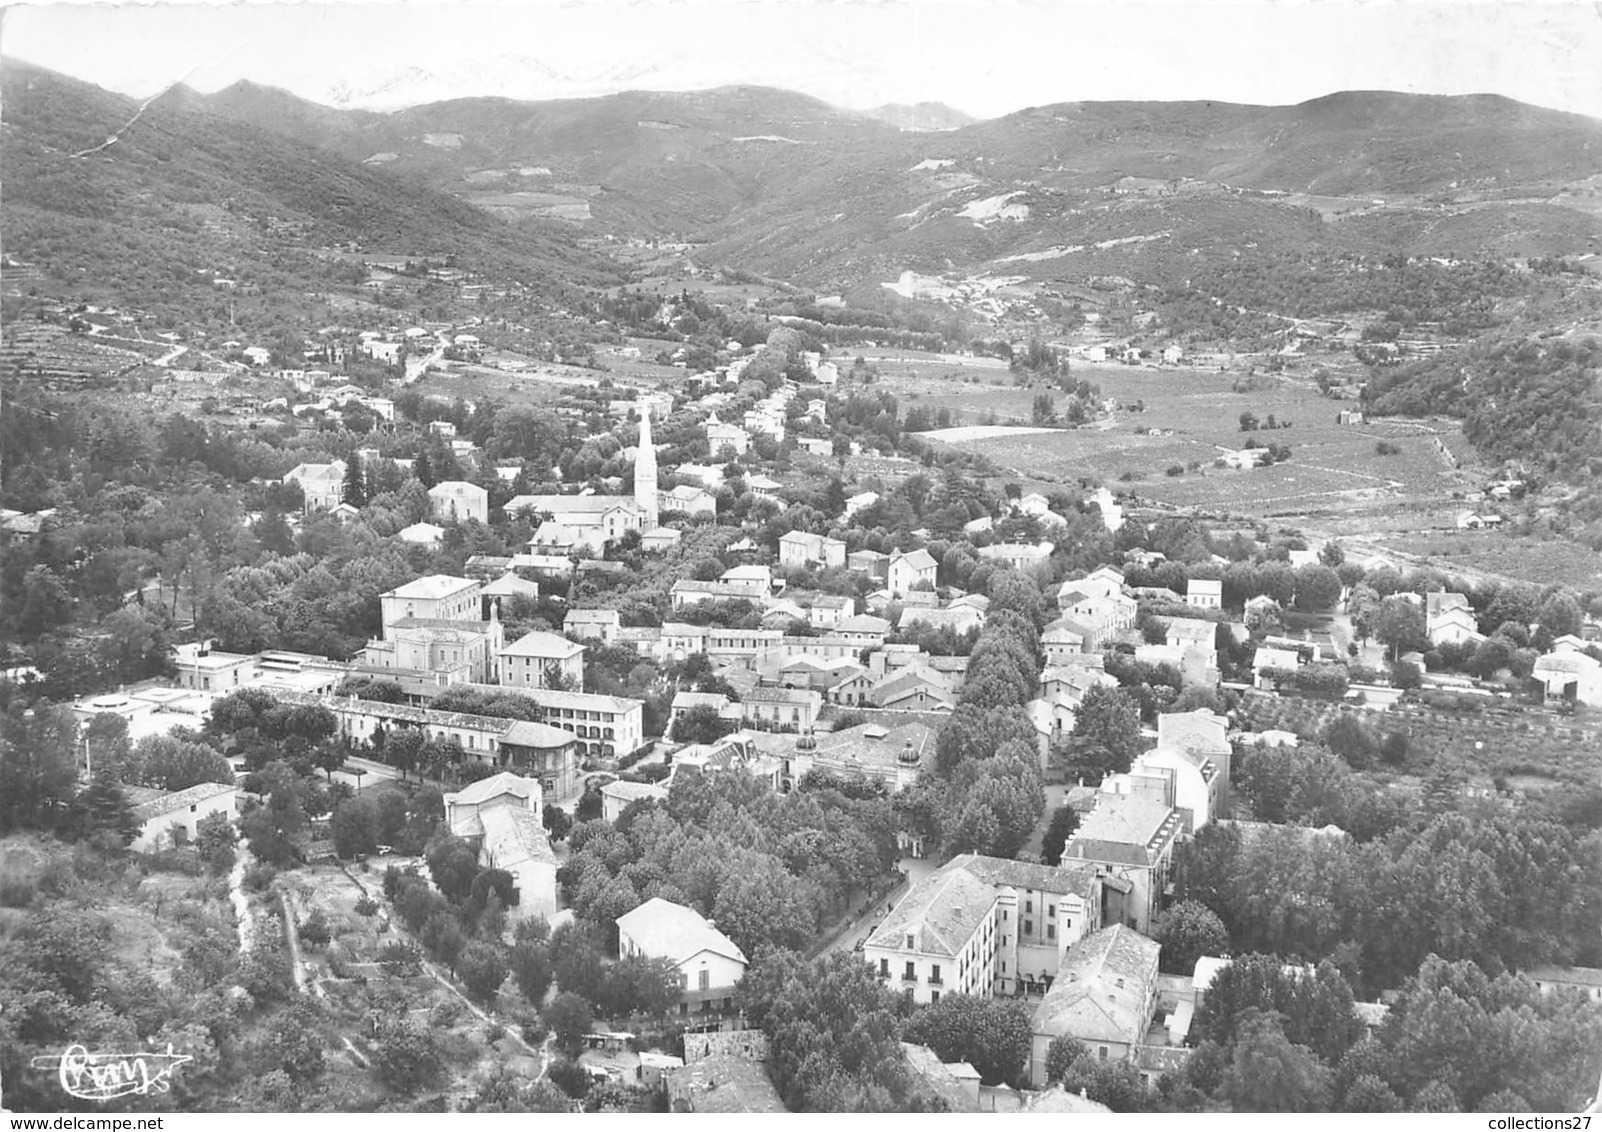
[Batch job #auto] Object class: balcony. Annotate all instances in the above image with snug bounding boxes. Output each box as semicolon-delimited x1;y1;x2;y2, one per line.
927;977;943;987
901;972;918;983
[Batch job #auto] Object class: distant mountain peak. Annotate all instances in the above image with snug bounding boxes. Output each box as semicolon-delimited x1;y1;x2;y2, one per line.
859;101;978;131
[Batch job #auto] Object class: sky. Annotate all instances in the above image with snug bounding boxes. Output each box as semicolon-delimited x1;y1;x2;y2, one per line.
4;0;1602;120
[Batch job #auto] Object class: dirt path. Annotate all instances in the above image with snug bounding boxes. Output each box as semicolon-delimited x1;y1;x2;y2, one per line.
227;846;256;954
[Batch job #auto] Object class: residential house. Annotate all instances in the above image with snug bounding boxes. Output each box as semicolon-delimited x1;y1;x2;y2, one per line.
806;593;854;629
618;898;748;1013
497;631;585;690
888;548;939;596
1156;709;1232;815
128;782;238;853
282;461;347;513
602;780;670;822
704;414;750;456
564;608;621;645
744;474;782;499
1533;639;1602;707
740;688;822;731
1028;926;1161;1086
1426;591;1483;647
835;614;892;646
976;542;1053;570
1043;619;1091;662
444;772;557;921
1252;645;1302;690
848;549;891;580
1102;745;1221;834
779;530;847;570
1186;579;1222;611
863;862;1010;1006
719;564;774;598
1525;966;1602;1004
897;605;983;637
1061;794;1183;933
429;481;489;525
659;483;717;517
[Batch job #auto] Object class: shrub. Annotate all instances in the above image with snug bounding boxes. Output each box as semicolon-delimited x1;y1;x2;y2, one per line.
355;895;380;917
300;909;332;949
547;1058;592;1100
1166;464;1185;477
378;940;423;977
243;864;278;893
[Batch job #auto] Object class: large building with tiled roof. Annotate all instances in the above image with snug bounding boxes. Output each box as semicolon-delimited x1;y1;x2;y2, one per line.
1028;924;1161;1085
865;852;1109;1004
1061;794;1183;933
786;720;935;793
444;772;556;921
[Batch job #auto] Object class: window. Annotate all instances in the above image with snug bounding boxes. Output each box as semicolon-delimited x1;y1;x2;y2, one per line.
698;969;710;992
1025;900;1033;914
1098;1046;1109;1060
1048;904;1055;918
930;964;941;985
1048;924;1056;940
930;991;940;1004
904;961;916;981
1024;920;1033;935
906;934;915;950
879;958;890;977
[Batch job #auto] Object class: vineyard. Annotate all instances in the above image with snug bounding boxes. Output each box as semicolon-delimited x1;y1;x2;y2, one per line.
0;321;153;390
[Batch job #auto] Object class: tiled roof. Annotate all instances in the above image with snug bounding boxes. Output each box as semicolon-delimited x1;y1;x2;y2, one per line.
666;1055;785;1113
502;720;577;749
867;861;998;959
500;630;584;659
1032;925;1160;1046
950;853;1100;899
900;1043;980;1112
618;897;747;966
448;771;542;807
386;574;479;600
477;805;557;870
1066;796;1181;867
131;781;235;823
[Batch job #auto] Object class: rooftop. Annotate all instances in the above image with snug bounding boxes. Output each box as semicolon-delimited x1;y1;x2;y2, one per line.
867;861;999;959
130;781;236;823
1032;925;1161;1046
1066;795;1182;867
500;630;585;659
617;897;748;966
386;574;480;601
666;1055;785;1113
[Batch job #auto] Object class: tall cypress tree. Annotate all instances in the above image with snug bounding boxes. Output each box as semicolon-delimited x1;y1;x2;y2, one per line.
414;450;436;488
342;459;367;507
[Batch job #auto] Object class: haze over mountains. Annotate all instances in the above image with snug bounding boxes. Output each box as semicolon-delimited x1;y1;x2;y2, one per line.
7;58;1602;297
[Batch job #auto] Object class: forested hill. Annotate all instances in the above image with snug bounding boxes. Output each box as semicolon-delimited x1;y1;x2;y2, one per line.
1363;336;1602;475
0;60;617;310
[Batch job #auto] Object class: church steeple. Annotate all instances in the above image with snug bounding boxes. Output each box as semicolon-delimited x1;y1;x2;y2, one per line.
634;403;659;530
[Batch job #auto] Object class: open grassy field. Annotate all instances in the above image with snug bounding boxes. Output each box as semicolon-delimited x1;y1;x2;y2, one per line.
1382;529;1602;590
915;362;1483;529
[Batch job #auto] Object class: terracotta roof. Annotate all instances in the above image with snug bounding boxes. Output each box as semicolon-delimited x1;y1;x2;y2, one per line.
867;862;998;958
618;897;747;966
1032;925;1160;1046
131;781;236;823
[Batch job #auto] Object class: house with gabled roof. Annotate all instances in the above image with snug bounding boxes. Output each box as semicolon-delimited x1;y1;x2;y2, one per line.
1029;925;1161;1085
888;548;939;596
618;897;748;1014
444;772;556;921
497;630;585;690
563;607;621;645
128;781;238;853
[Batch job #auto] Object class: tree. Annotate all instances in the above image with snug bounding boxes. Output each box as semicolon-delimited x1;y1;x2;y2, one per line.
1322;714;1378;769
1222;1009;1333;1112
545;991;593;1058
1059;1054;1149;1111
543;804;573;843
670;703;737;745
457;942;510;1004
1041;804;1080;866
370;1016;445;1093
601;954;682;1019
1070;685;1143;774
1292;565;1343;613
1153;900;1229;975
270;999;326;1082
342;459;368;508
902;994;1033;1086
1044;1036;1087;1085
65;780;138;847
299;908;332;949
511;938;554;1005
1373;596;1427;662
331;795;380;858
1344;1074;1404;1112
426;832;481;902
124;733;234;791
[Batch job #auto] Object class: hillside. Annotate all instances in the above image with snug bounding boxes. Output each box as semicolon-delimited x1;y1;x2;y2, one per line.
0;60;616;314
188;82;1602;290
